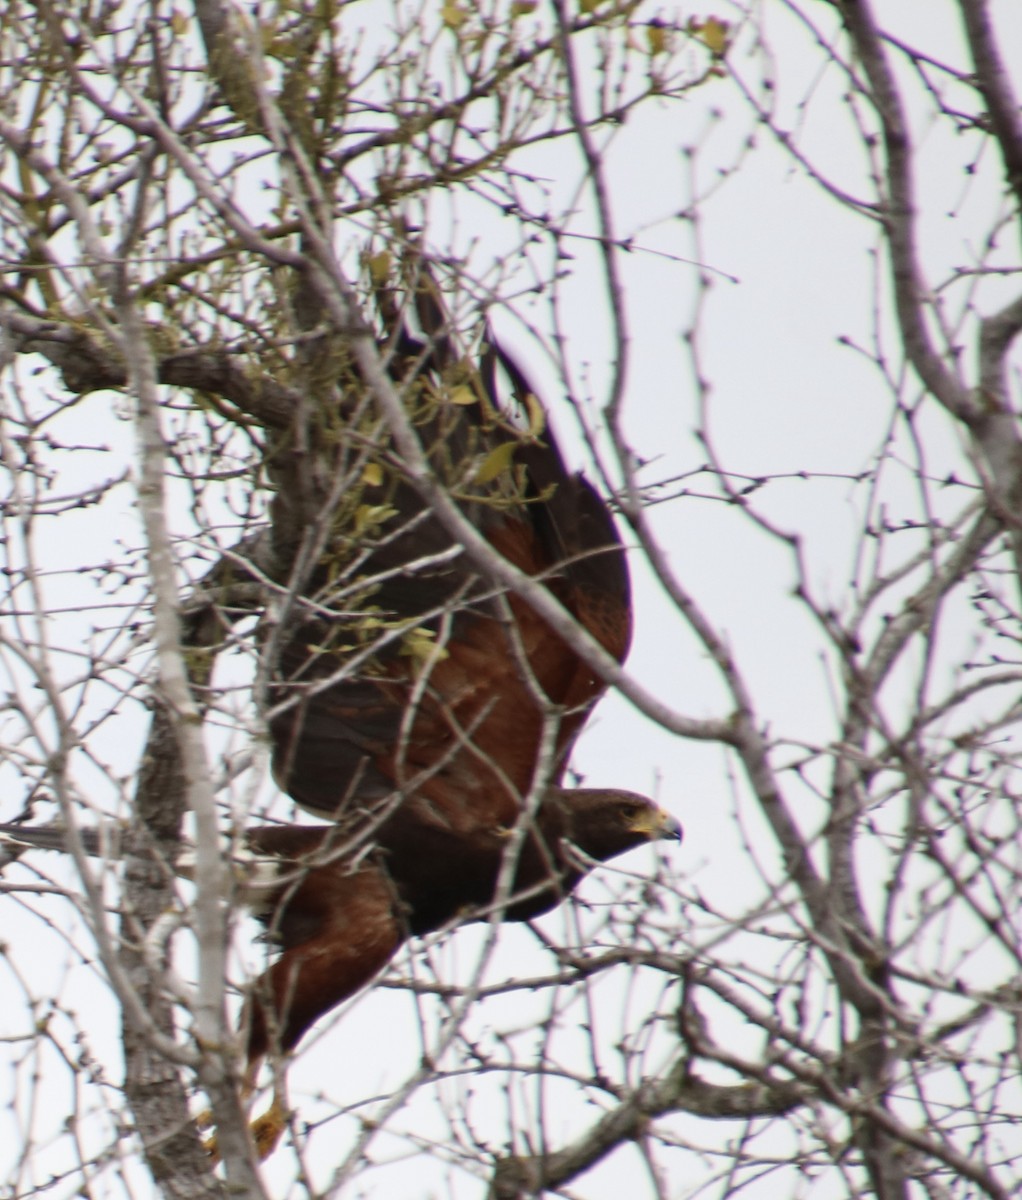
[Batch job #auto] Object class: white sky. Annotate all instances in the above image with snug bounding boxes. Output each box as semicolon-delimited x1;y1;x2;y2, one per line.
1;1;1021;1197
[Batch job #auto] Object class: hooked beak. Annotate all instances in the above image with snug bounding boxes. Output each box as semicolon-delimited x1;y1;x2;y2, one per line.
656;809;683;843
631;806;683;844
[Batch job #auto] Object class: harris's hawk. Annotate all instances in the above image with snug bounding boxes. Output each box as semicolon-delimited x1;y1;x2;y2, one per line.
0;261;682;1157
236;259;681;1149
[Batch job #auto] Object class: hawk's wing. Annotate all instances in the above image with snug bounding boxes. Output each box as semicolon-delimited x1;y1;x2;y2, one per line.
268;261;632;838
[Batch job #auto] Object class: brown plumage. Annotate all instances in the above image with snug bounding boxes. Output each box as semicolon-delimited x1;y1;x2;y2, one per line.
269;263;637;852
238;789;680;1073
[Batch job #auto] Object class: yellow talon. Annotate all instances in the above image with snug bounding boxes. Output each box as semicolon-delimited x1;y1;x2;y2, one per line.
197;1096;288;1162
202;1131;221;1164
251;1097;289;1159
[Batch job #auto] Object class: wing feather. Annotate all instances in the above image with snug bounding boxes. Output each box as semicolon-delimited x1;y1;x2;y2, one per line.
268;258;632;838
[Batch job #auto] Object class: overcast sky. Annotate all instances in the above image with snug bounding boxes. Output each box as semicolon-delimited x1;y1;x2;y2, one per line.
2;2;1021;1197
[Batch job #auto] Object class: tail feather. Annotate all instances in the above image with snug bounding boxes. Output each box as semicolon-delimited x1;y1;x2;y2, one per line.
0;822;120;860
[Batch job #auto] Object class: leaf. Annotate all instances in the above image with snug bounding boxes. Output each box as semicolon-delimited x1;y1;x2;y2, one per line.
689;16;730;57
511;0;537;13
646;21;668;56
474;441;517;485
361;462;384;487
354;504;397;535
366;251;391;286
523;391;546;438
450;384;478;406
441;3;467;29
400;626;449;665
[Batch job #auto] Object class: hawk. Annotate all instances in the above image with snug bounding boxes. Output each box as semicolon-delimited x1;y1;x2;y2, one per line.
0;258;681;1158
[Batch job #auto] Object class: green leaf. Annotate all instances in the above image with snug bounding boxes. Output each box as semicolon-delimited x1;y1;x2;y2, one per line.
400;626;449;665
523;391;546;438
354;503;397;535
474;441;517;484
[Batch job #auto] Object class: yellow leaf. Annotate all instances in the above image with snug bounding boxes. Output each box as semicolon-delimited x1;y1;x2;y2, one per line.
441;3;467;29
511;0;537;13
689;15;729;57
578;0;603;12
362;462;384;487
450;384;478;406
170;10;189;36
646;22;668;56
474;441;517;485
703;17;729;55
366;251;391;286
523;391;546;438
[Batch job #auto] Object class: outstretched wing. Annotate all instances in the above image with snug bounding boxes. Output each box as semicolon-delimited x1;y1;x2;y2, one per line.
267;259;632;838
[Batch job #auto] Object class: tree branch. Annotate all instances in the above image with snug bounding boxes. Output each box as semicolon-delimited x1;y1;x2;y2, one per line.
488;1059;805;1199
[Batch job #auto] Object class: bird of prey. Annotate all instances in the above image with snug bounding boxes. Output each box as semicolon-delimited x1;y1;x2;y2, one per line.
0;256;681;1158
